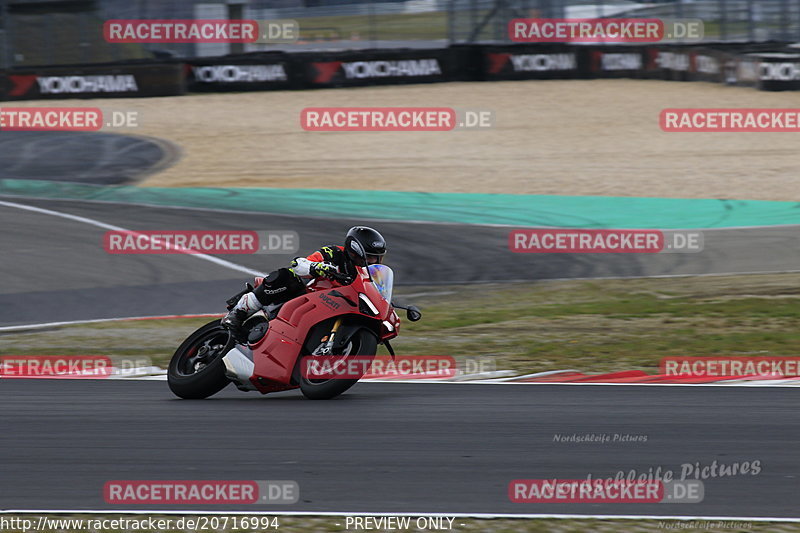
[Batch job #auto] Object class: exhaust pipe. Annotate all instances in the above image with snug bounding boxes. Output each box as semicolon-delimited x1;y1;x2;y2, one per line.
222;347;258;391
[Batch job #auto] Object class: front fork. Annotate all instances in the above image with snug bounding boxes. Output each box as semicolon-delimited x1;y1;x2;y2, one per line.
313;317;395;360
312;318;343;356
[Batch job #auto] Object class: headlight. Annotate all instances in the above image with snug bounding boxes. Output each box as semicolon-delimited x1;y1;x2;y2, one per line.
358;293;379;316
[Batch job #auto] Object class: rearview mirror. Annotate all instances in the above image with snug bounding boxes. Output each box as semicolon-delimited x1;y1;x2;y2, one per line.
406;305;422;322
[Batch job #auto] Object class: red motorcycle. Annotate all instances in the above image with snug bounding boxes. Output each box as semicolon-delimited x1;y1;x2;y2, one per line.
167;249;421;400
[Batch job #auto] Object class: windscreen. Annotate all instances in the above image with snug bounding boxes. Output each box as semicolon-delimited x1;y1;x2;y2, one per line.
368;264;394;303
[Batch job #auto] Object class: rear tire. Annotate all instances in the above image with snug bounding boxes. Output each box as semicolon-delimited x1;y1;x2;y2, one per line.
299;329;378;400
168;319;231;399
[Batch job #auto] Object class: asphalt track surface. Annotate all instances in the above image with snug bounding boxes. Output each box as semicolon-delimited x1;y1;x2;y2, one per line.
1;197;799;327
0;132;177;185
0;379;797;517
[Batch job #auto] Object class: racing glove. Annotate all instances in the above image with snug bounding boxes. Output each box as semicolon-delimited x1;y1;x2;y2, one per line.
310;262;339;279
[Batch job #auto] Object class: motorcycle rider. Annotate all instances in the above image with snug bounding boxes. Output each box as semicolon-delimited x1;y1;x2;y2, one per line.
221;226;387;341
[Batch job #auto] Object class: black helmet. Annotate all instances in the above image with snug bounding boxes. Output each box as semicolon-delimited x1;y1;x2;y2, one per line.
345;226;386;266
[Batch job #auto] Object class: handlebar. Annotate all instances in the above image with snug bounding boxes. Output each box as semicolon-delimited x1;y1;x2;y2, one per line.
327;271;353;284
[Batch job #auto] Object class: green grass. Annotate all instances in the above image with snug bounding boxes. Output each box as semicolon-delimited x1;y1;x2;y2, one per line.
387;273;800;375
290;13;773;43
2;272;799;375
294;11;449;41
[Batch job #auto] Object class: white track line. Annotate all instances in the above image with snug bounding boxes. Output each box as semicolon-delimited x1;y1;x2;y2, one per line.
0;199;263;277
490;369;581;382
0;314;221;333
0;510;795;522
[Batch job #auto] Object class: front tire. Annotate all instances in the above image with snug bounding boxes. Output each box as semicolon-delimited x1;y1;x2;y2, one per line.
168;319;231;399
299;329;378;400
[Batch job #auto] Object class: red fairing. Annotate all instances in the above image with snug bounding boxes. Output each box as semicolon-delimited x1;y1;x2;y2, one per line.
248;267;393;393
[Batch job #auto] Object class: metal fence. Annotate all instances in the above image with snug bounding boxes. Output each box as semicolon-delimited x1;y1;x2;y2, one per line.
2;0;800;68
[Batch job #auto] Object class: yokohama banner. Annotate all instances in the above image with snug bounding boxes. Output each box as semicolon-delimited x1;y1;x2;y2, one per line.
295;48;454;88
479;44;584;80
585;46;646;78
0;63;184;100
643;46;731;83
185;53;291;92
644;46;693;81
755;52;800;91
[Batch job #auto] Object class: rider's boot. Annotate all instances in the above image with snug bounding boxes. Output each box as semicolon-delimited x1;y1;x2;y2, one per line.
221;292;262;342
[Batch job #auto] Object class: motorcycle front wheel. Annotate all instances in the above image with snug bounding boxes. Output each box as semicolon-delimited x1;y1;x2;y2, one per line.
298;328;378;400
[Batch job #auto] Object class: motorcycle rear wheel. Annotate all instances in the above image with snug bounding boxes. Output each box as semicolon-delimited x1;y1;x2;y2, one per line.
168;319;231;399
